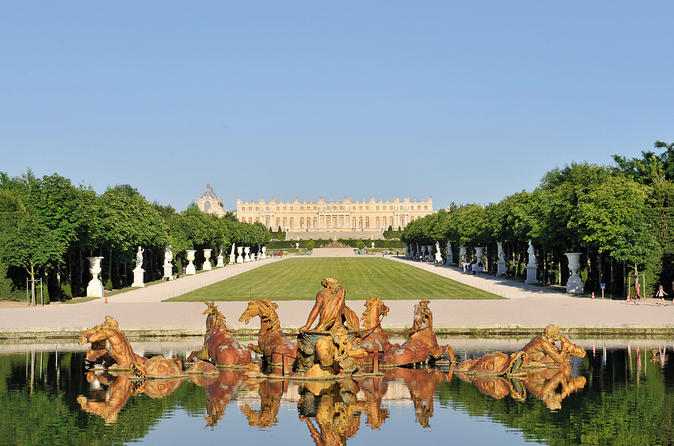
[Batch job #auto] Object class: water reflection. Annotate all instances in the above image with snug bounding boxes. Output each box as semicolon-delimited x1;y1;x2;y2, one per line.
2;340;674;445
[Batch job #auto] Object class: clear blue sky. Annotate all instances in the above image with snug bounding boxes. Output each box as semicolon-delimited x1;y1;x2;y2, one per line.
1;1;673;211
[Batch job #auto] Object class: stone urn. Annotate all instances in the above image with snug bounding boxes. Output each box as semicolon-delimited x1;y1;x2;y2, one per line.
564;252;584;294
261;246;267;259
244;246;251;262
186;250;196;275
236;246;244;263
203;249;212;271
295;242;300;250
86;256;104;298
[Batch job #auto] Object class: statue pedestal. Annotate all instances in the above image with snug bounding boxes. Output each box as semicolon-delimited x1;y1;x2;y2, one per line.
496;260;506;276
132;268;145;287
87;281;104;298
186;250;196;275
446;254;453;266
163;264;173;280
525;266;538;284
566;274;584;294
216;255;224;267
86;256;104;298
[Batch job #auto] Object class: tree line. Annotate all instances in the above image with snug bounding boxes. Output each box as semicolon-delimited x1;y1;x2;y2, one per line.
0;172;270;302
402;142;674;297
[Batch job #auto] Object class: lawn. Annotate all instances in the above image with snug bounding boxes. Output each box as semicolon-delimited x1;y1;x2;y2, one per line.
167;258;502;301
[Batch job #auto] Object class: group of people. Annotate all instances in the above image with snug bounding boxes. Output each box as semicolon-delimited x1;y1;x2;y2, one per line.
460;260;484;275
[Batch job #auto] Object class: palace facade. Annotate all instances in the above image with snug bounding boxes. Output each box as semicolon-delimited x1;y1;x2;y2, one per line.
196;184;227;216
236;196;434;234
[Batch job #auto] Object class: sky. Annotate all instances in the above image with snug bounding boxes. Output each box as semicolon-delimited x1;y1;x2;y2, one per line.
1;1;673;211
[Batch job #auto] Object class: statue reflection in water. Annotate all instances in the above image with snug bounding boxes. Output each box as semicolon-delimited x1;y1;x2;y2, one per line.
77;372;186;425
191;370;247;427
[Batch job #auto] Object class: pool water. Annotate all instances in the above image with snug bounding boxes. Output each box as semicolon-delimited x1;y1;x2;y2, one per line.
1;338;672;445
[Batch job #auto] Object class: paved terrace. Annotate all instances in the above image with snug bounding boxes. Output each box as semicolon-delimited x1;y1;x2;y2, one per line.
1;253;673;336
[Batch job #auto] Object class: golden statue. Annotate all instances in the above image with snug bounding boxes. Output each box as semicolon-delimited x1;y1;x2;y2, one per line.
300;278;359;332
187;302;252;366
305;324;368;379
359;296;392;355
455;374;527;402
524;365;587;411
456;351;527;375
78;316;184;378
239;299;298;374
77;372;141;425
241;380;286;428
381;300;455;366
521;325;586;366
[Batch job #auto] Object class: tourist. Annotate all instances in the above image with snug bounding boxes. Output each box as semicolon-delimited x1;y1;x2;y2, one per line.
655;284;668;305
471;261;477;275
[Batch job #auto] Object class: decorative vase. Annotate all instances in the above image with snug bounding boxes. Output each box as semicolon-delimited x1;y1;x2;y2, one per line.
236;246;244;263
203;249;212;271
86;256;104;297
186;250;196;275
564;252;584;294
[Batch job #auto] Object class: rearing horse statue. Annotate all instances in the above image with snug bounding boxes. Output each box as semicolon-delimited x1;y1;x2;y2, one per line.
359;296;392;355
188;302;252;366
239;299;298;371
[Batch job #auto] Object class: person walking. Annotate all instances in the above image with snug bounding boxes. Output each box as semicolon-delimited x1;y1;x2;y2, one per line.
656;284;668;305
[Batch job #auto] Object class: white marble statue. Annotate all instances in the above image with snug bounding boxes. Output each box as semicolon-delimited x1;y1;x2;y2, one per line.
446;241;453;265
132;246;145;287
229;244;236;264
434;241;443;263
86;256;104;297
527;241;537;267
216;245;225;267
163;246;173;280
135;246;144;269
496;241;506;276
525;241;538;284
459;246;467;264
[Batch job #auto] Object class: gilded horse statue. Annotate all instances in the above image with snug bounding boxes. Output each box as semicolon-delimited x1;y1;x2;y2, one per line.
239;299;298;371
359;296;392;355
78;315;184;378
381;300;455;366
187;302;252;366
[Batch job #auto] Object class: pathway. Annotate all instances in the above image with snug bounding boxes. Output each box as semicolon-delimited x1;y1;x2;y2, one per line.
389;256;568;299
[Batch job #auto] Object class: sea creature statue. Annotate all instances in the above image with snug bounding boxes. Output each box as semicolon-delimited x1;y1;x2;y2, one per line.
524;365;587;411
359;296;392;355
187;301;252;366
521;325;586;366
381;300;455;366
78;316;184;378
455;373;527;402
304;324;368;379
456;351;527;375
239;298;298;373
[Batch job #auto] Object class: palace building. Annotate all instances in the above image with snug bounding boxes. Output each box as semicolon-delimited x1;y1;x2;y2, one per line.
196;184;227;216
236;196;434;239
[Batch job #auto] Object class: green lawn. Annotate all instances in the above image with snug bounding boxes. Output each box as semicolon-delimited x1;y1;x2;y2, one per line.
167;258;502;301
